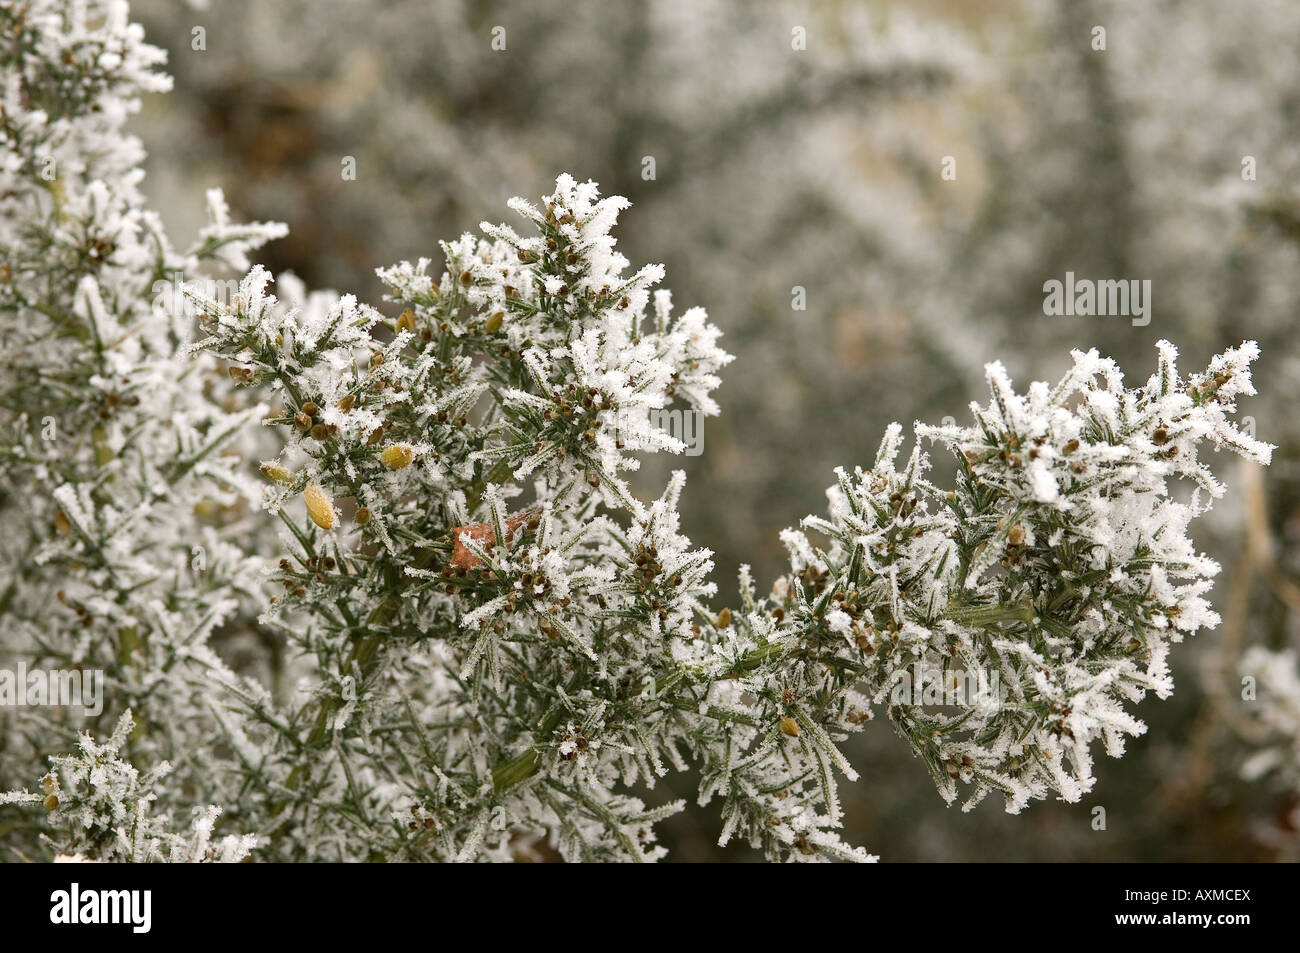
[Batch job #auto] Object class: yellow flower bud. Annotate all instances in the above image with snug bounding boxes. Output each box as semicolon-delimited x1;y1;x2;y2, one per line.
396;309;417;333
261;463;294;485
779;716;800;738
380;443;415;470
484;311;504;334
304;484;337;530
43;793;59;811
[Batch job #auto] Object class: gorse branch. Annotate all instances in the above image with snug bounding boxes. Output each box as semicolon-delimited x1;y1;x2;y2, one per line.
189;174;1270;860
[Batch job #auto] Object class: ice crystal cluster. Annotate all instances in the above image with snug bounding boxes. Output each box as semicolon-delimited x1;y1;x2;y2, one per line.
0;0;1273;862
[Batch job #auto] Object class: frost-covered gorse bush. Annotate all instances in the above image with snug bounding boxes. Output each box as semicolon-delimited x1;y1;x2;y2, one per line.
0;0;1273;862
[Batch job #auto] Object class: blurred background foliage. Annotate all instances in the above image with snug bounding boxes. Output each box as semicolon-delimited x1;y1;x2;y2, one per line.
131;0;1300;860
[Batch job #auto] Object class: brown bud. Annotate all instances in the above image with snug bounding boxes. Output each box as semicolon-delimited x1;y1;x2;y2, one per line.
449;513;531;569
354;507;371;525
779;717;800;738
396;309;416;333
